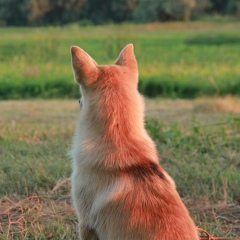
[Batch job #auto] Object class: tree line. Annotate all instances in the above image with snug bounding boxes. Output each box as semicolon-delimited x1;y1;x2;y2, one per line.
0;0;239;26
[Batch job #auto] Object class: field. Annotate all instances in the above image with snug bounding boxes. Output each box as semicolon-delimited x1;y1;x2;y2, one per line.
0;21;240;239
0;97;240;239
0;21;240;99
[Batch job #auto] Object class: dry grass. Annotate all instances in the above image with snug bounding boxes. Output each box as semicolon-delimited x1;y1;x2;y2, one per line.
145;96;240;126
0;193;76;239
146;96;240;115
1;189;239;239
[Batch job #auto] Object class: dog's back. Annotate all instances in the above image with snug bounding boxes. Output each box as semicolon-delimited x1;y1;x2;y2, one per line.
70;44;199;240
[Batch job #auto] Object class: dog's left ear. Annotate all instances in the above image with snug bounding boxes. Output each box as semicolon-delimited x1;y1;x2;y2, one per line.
71;46;99;86
115;44;138;72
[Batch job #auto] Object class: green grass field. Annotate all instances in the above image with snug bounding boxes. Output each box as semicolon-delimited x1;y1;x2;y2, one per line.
0;21;240;99
0;98;240;239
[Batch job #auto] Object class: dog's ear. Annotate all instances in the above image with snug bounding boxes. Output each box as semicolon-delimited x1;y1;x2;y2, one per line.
71;46;98;86
115;44;138;71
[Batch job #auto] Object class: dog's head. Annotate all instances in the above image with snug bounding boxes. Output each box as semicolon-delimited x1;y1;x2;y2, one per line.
71;44;138;90
70;44;144;136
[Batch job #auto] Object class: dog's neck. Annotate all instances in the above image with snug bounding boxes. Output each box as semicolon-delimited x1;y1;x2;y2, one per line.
75;91;159;169
82;91;146;143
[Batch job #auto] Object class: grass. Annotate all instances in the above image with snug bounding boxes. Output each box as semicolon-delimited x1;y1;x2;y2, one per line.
0;21;240;99
0;97;240;239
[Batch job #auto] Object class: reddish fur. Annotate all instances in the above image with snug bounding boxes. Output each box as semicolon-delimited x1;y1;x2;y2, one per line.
70;44;199;240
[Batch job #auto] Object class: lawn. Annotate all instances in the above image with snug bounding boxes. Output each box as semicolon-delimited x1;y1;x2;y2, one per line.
0;97;240;239
0;21;240;99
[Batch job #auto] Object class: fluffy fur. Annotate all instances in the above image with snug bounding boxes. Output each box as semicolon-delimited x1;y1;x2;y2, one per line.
70;44;199;240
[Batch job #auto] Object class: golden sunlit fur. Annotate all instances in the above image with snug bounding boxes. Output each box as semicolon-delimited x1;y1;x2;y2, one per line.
70;44;199;240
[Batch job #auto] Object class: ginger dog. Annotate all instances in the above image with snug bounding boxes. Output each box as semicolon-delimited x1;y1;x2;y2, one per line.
70;44;199;240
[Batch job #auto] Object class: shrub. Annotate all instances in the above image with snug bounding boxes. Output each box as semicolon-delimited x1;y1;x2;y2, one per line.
227;0;240;19
133;0;196;22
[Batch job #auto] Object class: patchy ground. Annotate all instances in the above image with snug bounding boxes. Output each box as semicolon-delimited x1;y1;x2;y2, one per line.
0;97;239;239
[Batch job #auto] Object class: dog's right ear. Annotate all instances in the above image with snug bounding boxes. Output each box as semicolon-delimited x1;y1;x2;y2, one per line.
115;44;138;71
71;46;98;86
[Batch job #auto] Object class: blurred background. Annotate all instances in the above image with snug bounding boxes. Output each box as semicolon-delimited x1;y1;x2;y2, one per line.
0;0;240;100
0;0;240;26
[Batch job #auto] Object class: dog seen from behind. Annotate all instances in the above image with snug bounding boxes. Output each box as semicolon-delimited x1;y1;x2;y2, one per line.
70;44;199;240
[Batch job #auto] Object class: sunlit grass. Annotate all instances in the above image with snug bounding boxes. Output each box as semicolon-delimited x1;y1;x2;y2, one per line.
0;22;240;99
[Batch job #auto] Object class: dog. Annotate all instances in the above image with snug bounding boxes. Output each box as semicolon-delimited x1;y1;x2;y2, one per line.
70;44;199;240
